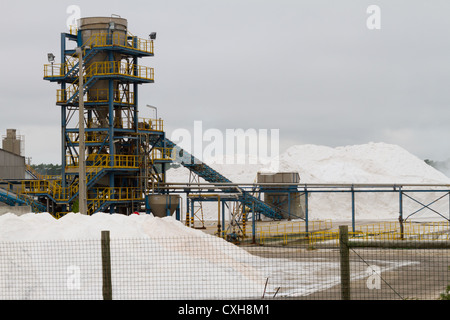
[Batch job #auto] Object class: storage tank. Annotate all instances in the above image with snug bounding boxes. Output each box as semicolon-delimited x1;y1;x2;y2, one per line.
257;172;305;219
147;194;181;217
78;16;127;104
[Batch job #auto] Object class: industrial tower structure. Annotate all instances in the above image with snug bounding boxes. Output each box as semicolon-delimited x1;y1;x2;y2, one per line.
25;16;174;215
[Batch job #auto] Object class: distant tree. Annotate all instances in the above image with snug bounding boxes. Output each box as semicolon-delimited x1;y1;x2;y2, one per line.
31;163;62;176
424;159;450;177
72;199;79;213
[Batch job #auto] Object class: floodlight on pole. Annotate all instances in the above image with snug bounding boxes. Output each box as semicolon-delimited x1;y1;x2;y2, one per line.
146;104;158;120
47;53;55;63
48;53;55;76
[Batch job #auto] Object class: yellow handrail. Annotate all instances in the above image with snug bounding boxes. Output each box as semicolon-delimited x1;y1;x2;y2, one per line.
84;32;154;54
44;64;67;78
57;88;134;105
138;118;164;132
66;154;141;169
151;148;176;161
84;61;154;81
45;60;154;83
257;219;333;235
69;25;78;36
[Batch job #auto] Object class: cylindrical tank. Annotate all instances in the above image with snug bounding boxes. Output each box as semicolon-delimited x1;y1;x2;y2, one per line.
257;172;305;219
147;194;181;217
78;17;128;103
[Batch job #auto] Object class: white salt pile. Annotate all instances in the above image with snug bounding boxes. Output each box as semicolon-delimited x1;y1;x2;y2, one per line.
266;142;450;184
0;212;267;299
0;212;418;299
167;142;450;221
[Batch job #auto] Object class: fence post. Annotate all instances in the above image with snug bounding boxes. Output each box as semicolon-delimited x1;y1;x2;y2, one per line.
339;225;351;300
101;230;112;300
399;187;404;240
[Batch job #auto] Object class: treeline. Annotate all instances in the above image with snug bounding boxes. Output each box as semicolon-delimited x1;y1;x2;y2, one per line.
425;159;450;177
31;163;62;176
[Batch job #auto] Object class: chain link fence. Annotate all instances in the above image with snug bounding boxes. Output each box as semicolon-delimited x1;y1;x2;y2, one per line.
0;228;449;300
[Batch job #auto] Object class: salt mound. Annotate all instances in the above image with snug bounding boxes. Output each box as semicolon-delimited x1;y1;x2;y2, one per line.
269;142;450;184
167;142;450;220
0;213;266;299
169;142;450;186
0;212;228;241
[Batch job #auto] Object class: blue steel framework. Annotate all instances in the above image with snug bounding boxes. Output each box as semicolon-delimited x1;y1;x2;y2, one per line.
39;23;170;215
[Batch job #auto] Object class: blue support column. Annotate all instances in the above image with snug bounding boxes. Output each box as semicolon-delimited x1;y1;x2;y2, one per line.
108;51;115;214
287;191;291;220
61;107;67;191
60;33;67;206
175;201;180;221
252;205;256;244
304;187;309;233
145;195;151;214
221;201;225;235
351;186;355;232
133;57;139;133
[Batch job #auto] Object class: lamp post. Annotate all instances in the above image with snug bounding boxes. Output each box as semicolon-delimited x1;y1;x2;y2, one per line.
76;47;87;215
47;53;55;76
146;104;157;120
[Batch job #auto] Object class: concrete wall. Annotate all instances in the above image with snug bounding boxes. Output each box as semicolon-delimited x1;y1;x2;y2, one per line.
0;203;32;215
0;148;25;180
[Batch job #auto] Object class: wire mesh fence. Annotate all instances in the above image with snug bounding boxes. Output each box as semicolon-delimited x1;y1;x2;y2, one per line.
0;229;449;300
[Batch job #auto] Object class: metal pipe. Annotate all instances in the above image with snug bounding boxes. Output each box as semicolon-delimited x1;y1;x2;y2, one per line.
154;182;450;188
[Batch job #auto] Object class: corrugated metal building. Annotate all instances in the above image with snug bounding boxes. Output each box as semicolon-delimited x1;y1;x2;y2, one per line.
0;148;25;180
0;148;29;215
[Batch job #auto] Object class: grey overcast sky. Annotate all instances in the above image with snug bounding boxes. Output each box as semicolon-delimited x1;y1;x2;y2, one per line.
1;0;450;164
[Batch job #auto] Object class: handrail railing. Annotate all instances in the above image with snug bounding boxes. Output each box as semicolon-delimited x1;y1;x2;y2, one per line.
66;154;141;169
50;60;152;105
84;61;154;81
138;118;164;132
68;25;78;36
57;88;135;105
67;131;108;144
151;147;175;161
46;60;154;82
84;32;154;54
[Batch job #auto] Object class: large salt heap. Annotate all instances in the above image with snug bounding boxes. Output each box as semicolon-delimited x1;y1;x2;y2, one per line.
269;142;450;184
167;142;450;220
0;213;266;299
